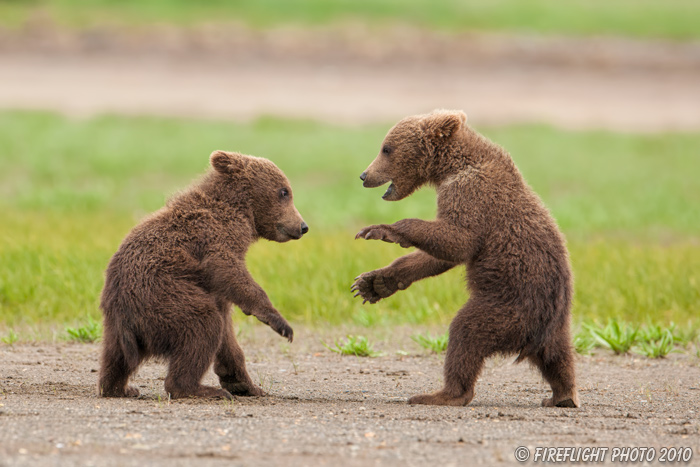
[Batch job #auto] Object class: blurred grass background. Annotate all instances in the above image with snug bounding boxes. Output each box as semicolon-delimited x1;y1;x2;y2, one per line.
1;0;699;39
1;111;698;337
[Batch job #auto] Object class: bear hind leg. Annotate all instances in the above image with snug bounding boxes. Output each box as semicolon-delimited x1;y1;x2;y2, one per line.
408;302;487;406
529;337;580;408
99;329;141;398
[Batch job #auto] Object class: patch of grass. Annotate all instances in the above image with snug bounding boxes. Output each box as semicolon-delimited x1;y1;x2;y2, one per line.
573;331;595;355
570;243;700;325
1;329;19;346
1;1;699;39
65;316;102;343
326;335;381;357
586;320;638;354
636;321;693;348
667;322;699;348
577;320;698;357
411;331;449;353
634;328;675;359
0;111;698;336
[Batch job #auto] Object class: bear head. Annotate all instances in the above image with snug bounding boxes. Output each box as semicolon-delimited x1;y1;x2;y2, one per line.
360;109;467;201
210;150;308;242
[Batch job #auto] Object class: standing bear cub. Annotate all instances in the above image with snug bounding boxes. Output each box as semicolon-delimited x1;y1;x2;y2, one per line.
99;151;308;400
352;110;579;408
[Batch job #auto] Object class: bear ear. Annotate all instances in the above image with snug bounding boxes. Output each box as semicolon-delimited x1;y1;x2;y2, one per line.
423;110;467;139
210;151;246;175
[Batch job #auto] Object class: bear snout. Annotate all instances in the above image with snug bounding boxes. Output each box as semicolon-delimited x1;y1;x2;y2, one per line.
278;221;308;240
360;172;367;181
361;172;390;188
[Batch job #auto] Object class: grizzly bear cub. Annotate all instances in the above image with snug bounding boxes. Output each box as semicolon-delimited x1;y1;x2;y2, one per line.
99;151;308;399
352;110;579;408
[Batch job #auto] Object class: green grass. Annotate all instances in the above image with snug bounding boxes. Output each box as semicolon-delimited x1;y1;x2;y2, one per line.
326;335;381;357
0;0;699;40
3;111;699;236
0;110;698;339
573;331;595;356
411;331;449;353
65;315;102;342
575;320;695;358
1;329;19;346
585;319;639;354
635;329;675;358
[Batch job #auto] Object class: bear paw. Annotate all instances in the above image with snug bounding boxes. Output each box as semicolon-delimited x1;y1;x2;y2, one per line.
355;225;412;248
220;380;266;397
408;389;474;407
351;271;400;304
542;393;580;408
100;385;140;398
268;316;294;342
124;386;140;398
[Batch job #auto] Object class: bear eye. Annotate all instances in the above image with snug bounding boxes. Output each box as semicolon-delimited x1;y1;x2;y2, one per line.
381;145;392;156
279;188;289;200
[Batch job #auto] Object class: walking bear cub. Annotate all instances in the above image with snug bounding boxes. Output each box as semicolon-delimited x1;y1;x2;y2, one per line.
99;151;308;400
352;110;579;408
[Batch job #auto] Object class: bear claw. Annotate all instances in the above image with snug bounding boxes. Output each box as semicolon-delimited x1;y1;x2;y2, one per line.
542;394;580;408
100;385;140;398
220;380;266;397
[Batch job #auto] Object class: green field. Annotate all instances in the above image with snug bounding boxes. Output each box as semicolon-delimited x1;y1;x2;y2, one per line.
0;111;698;341
1;0;699;40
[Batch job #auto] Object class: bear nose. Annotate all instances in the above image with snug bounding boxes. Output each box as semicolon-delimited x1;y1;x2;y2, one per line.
359;172;367;181
300;222;309;235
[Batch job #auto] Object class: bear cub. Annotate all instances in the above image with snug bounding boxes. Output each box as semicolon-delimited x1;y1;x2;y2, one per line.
99;151;308;399
352;110;579;408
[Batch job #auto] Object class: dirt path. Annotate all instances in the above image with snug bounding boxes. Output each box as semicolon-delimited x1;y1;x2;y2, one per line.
1;27;700;131
1;330;699;466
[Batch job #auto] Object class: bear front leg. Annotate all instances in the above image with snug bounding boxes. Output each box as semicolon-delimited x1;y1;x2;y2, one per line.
233;282;293;342
214;314;265;397
203;257;294;342
242;302;293;343
358;219;477;263
163;310;234;401
352;269;402;304
352;251;457;304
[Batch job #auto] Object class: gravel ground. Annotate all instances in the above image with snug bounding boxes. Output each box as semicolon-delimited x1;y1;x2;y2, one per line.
1;327;699;466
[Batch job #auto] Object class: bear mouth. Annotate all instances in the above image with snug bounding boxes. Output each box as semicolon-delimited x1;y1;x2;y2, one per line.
276;225;302;242
382;182;397;200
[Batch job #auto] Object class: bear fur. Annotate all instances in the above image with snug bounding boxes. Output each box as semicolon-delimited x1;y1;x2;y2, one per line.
99;151;308;399
352;110;579;408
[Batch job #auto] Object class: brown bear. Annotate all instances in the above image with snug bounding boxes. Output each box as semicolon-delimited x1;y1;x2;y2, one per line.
99;150;308;400
352;110;579;408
